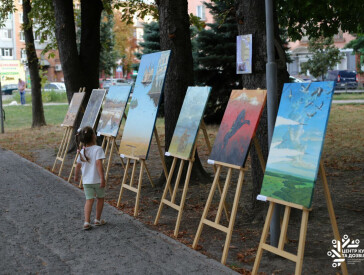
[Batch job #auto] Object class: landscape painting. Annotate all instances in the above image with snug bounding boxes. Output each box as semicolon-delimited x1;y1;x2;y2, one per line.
168;86;211;159
119;50;171;159
62;92;85;127
79;89;106;130
209;89;266;167
97;85;132;137
260;81;335;208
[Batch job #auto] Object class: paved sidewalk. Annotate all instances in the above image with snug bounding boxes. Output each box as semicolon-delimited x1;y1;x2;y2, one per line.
0;148;235;274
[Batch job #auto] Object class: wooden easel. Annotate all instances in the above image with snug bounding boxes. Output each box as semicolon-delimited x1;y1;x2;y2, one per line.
52;88;85;176
252;162;348;275
192;136;266;265
116;127;169;216
154;120;229;237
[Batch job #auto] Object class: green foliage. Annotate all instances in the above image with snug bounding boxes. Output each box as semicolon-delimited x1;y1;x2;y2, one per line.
300;37;343;80
346;35;364;72
99;11;118;76
12;91;67;104
194;0;241;122
0;0;15;27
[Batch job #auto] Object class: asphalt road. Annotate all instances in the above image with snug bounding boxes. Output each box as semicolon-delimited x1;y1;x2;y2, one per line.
0;148;235;275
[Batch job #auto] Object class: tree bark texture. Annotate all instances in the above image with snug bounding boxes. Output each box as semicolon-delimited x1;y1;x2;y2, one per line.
157;0;209;183
235;0;289;208
23;0;46;128
52;0;103;150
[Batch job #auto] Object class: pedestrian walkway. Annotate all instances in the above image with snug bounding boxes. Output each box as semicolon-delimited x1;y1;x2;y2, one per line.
0;148;235;274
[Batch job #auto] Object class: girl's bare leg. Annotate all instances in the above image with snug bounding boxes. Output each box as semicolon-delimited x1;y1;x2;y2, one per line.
96;198;104;220
84;199;94;223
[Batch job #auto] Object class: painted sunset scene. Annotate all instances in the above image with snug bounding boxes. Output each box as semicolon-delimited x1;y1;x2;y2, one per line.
119;51;170;159
168;86;211;160
209;89;266;167
62;92;85;127
79;89;106;130
260;81;335;208
97;85;132;137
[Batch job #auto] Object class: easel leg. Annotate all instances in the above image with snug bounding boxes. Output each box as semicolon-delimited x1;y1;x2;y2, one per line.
221;170;245;264
174;160;193;237
68;151;79;182
105;138;115;184
144;162;155;187
278;206;291;250
154;157;177;225
193;165;222;249
117;158;131;207
154;127;168;180
52;127;67;172
59;128;72;176
319;163;348;275
252;202;275;275
295;209;309;275
134;160;145;216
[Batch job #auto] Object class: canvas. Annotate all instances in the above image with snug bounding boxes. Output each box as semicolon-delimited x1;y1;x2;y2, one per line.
62;92;85;127
260;82;335;208
209;89;267;167
168;86;211;159
79;89;106;130
96;85;132;137
119;51;171;159
236;34;252;74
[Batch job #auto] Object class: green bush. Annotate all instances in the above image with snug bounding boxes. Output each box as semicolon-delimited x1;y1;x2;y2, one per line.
12;90;67;104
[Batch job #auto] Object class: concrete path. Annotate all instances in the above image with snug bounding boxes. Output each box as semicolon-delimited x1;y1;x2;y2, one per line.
0;148;235;275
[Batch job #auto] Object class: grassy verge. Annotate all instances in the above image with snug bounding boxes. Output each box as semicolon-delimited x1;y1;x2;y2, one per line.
333;93;364;100
2;105;68;130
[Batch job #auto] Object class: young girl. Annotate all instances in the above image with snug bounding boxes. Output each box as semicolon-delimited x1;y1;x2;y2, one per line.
74;126;106;230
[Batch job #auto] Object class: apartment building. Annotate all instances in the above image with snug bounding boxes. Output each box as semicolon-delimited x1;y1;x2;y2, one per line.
0;0;63;86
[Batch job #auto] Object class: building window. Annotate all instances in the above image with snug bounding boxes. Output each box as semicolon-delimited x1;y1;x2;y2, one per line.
1;48;13;57
19;13;23;24
2;29;12;39
20;31;25;41
196;5;206;20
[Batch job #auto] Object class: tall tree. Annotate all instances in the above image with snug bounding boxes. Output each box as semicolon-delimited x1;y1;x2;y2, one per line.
23;0;46;127
157;0;208;181
99;11;118;77
301;37;342;80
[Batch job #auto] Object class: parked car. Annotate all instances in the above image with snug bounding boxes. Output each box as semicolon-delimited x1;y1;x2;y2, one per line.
1;84;18;95
289;76;305;83
100;78;129;90
326;70;358;89
43;82;66;92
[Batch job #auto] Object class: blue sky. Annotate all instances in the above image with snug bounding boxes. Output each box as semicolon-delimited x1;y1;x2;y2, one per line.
266;81;334;180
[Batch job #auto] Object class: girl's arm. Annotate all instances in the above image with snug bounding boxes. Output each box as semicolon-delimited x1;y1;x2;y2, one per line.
96;159;105;188
74;163;82;182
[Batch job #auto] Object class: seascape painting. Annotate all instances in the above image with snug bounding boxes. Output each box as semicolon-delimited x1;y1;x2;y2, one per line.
168;86;211;159
119;51;171;159
79;89;106;130
97;85;132;137
260;82;335;208
62;92;85;127
209;89;266;167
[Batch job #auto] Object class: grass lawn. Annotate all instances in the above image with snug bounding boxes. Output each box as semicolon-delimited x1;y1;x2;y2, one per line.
2;105;68;130
333;93;364;100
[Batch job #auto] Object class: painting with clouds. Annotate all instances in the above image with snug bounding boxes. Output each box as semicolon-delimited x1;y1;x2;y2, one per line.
260;81;335;208
209;89;267;167
168;86;211;159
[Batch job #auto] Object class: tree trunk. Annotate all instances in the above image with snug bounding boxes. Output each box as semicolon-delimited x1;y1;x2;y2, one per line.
52;0;82;103
23;0;46;128
157;0;209;184
235;0;289;209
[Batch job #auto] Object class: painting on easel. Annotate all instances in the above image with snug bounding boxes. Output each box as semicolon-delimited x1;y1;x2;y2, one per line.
209;89;266;167
62;92;85;127
97;85;132;137
119;50;171;159
168;86;211;159
79;89;106;130
260;82;335;208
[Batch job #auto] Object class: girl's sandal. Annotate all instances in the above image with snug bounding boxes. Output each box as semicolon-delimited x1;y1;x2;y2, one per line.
83;222;92;230
94;219;106;226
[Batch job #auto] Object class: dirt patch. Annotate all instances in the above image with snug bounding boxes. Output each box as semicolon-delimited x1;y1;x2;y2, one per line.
1;107;363;274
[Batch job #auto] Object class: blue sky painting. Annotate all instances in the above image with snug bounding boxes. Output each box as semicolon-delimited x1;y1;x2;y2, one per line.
119;51;170;159
260;81;335;208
